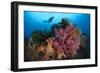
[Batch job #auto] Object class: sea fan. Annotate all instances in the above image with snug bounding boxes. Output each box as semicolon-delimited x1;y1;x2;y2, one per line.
52;25;80;58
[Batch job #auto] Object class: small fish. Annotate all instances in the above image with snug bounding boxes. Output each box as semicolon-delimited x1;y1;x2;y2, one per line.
43;16;54;23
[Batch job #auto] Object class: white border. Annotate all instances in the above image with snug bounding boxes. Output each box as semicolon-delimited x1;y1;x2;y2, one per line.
18;5;96;69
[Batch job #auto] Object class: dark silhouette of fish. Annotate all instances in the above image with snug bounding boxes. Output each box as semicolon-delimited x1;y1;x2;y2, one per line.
43;16;54;23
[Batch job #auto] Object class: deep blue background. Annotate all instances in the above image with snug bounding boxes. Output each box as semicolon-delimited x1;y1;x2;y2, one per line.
24;11;90;38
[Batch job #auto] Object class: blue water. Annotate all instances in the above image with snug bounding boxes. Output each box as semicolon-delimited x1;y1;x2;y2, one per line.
24;11;90;38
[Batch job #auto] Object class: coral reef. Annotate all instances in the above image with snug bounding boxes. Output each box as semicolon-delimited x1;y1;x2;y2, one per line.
24;18;81;61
